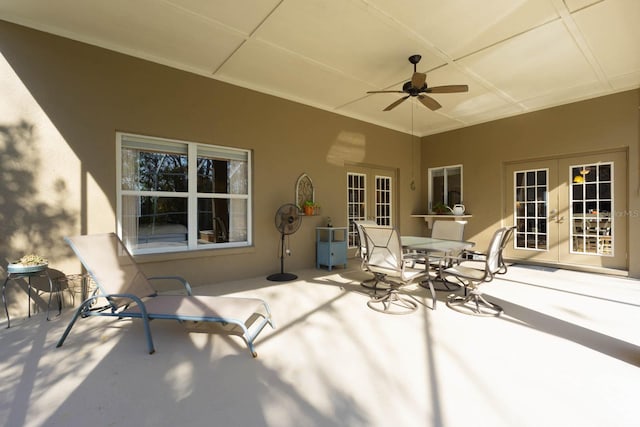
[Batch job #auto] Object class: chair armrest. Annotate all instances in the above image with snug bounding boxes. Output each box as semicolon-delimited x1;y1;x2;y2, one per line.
148;276;193;296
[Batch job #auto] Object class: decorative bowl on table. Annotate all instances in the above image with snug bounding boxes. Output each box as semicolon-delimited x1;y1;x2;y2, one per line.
7;254;48;274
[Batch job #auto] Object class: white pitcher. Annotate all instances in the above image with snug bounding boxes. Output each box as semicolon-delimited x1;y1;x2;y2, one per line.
452;204;465;216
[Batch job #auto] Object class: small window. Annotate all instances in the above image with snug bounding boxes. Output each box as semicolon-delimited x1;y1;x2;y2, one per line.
428;165;463;212
117;133;251;254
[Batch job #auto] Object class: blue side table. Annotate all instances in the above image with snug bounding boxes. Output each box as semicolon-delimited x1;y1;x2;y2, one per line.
2;263;61;328
316;227;348;271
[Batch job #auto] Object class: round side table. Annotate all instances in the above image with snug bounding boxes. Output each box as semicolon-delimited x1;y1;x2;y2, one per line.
2;263;61;328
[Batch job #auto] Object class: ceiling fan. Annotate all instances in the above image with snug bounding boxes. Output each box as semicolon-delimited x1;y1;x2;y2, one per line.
367;54;468;112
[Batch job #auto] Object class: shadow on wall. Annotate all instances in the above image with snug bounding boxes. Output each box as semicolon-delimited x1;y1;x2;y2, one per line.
0;120;77;317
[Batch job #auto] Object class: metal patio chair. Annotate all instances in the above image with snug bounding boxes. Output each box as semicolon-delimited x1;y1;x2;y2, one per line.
459;225;516;275
439;227;508;316
353;220;386;291
428;220;467;291
361;226;434;314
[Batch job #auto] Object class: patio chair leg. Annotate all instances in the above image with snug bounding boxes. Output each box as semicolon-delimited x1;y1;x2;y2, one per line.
57;299;156;354
367;289;418;315
56;302;87;348
419;276;437;310
141;317;156;354
57;294;113;349
360;276;378;289
446;289;503;317
361;273;391;295
246;339;258;358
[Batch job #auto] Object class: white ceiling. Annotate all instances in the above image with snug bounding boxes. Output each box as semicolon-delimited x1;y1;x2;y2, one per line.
1;0;639;136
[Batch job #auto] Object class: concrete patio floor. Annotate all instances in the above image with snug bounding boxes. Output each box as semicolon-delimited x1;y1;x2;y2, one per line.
1;262;639;427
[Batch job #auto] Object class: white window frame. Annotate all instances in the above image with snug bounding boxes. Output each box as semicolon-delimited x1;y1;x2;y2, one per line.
116;132;252;255
427;164;463;212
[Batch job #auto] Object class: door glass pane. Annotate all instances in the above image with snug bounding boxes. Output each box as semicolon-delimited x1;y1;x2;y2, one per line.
572;184;583;200
598;164;611;181
570;162;613;255
536;170;546;185
514;168;548;251
526;171;535;186
584;165;597;182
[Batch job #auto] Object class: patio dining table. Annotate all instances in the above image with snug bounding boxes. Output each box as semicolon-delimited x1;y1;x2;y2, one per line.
401;236;475;253
401;236;475;305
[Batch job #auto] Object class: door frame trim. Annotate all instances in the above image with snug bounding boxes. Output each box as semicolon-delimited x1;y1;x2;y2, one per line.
345;163;399;255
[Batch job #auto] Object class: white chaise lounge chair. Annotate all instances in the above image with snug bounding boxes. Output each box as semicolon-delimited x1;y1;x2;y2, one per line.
56;233;275;357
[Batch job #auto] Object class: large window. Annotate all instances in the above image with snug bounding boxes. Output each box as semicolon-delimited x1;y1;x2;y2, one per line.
117;133;251;254
428;165;462;212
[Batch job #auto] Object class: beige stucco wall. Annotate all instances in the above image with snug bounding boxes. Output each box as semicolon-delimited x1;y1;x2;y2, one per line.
0;20;426;317
421;89;640;277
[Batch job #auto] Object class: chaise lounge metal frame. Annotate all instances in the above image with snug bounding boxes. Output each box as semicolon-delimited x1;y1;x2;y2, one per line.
56;233;275;357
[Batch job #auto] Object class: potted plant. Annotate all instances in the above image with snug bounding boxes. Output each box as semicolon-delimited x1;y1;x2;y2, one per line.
303;200;316;216
8;254;49;274
432;202;450;215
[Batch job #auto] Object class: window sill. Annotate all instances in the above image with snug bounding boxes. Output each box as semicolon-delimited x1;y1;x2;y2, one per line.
133;245;255;264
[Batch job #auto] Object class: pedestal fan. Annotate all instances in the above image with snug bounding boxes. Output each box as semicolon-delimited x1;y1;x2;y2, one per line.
267;203;302;282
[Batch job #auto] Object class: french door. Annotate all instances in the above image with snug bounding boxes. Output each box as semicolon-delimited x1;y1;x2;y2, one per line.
503;150;627;271
346;166;396;253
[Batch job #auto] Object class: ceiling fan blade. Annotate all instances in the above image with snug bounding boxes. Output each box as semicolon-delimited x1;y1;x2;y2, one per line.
383;95;410;111
418;95;441;111
411;72;426;89
426;84;469;94
367;90;405;94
